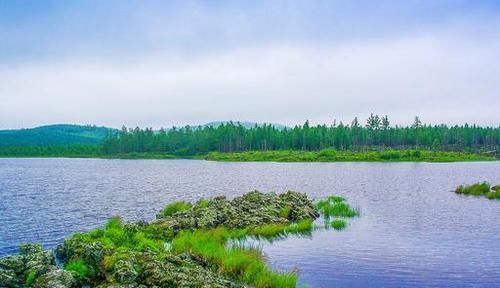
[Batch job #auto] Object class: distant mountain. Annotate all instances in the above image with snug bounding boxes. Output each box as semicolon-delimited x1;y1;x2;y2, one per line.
0;124;116;147
0;121;288;148
202;121;288;130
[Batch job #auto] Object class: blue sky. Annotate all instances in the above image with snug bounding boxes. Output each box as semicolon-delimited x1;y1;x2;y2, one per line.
1;1;499;128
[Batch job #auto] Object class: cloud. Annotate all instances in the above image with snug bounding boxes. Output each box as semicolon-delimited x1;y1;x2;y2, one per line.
1;21;499;129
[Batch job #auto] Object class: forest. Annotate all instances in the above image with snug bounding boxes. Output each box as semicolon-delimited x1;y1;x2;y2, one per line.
100;115;499;156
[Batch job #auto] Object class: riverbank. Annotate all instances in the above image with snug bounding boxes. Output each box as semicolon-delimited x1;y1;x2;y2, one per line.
0;191;358;288
1;149;497;162
204;149;497;162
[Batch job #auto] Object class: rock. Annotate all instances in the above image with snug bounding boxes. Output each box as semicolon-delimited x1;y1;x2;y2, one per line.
2;190;318;288
112;259;138;284
155;190;319;230
33;269;76;288
0;244;56;287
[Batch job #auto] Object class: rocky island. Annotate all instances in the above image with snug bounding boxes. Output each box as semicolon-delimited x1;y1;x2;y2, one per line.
0;191;358;288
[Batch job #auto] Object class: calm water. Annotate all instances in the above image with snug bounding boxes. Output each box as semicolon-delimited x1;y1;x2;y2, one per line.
1;158;499;287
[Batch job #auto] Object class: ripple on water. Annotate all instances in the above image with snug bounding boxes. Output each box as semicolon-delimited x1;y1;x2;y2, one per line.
1;159;500;287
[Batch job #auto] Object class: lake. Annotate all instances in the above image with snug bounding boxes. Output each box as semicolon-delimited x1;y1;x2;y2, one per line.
1;158;499;287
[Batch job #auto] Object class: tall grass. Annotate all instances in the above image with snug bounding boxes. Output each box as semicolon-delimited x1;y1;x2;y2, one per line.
171;228;297;288
248;219;314;240
455;182;500;200
330;219;347;230
455;182;490;195
316;196;358;218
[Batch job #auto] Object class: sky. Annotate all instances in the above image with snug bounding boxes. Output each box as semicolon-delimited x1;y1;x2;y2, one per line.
0;0;499;129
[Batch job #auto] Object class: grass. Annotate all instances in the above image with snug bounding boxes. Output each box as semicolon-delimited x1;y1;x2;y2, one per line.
455;182;490;195
69;217;164;253
158;201;192;217
171;227;297;288
65;259;90;280
455;182;500;200
204;149;496;162
455;182;500;199
330;219;347;230
279;206;291;218
316;196;359;218
25;270;37;286
248;219;314;240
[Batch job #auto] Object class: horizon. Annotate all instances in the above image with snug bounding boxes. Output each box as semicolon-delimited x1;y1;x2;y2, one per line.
2;117;500;131
1;1;500;129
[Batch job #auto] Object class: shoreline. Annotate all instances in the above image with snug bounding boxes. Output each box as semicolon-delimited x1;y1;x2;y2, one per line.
0;149;497;163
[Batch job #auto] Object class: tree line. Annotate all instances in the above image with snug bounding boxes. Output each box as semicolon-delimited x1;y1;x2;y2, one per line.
100;115;499;155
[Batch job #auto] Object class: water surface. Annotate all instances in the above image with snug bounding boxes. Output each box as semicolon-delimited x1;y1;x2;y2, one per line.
1;158;499;287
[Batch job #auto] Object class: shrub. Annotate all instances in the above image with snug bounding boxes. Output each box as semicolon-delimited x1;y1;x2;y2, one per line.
318;148;337;159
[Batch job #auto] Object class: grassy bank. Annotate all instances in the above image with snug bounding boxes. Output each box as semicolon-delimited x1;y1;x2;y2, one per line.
2;147;496;162
204;149;496;162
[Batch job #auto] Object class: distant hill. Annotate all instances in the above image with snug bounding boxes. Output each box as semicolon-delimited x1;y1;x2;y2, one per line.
0;122;287;148
0;124;116;147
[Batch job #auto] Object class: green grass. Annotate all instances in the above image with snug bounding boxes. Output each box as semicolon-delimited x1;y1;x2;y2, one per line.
455;182;490;195
65;259;90;280
205;149;496;162
330;219;347;230
171;227;297;288
158;201;192;217
316;196;359;218
71;217;164;252
279;206;291;218
455;182;500;200
25;270;37;286
248;219;314;240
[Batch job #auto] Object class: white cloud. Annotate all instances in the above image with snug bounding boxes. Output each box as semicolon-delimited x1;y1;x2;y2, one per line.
0;27;499;129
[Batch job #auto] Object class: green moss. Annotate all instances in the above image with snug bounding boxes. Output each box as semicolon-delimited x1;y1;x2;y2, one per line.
159;201;192;217
330;219;347;230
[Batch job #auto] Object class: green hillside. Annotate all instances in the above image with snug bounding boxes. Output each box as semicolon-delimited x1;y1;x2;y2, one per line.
0;124;116;147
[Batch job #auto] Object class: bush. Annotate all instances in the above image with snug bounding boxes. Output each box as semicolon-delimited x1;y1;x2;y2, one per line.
318;148;337;159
